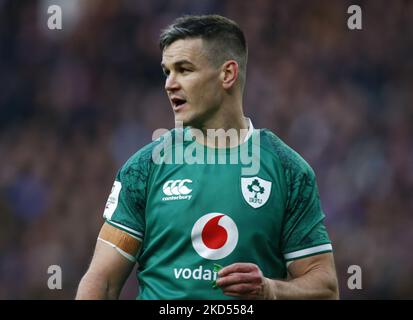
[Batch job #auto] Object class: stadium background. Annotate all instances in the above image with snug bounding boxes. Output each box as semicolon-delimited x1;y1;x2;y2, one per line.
0;0;412;299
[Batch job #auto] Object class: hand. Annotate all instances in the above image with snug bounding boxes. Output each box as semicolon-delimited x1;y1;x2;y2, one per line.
216;262;276;299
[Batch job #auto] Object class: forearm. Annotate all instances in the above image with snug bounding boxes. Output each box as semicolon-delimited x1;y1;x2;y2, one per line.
76;271;120;300
263;269;339;300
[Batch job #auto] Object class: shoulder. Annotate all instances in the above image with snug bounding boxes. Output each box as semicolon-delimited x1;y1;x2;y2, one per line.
258;129;315;177
118;128;181;181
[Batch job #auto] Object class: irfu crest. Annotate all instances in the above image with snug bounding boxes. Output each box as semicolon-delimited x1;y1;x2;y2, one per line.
241;177;272;209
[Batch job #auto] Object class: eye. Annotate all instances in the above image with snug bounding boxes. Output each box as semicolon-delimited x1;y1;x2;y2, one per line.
162;69;170;77
179;67;192;74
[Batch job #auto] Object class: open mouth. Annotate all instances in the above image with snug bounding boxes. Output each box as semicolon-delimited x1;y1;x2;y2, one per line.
171;97;187;110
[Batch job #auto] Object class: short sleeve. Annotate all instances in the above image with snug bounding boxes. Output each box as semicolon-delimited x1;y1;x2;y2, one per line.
281;163;332;264
103;156;148;241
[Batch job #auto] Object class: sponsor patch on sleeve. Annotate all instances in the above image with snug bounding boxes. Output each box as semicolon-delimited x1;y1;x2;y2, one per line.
103;181;122;220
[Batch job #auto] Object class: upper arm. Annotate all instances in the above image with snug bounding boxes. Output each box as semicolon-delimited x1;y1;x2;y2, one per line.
287;252;339;298
86;222;142;289
287;252;337;279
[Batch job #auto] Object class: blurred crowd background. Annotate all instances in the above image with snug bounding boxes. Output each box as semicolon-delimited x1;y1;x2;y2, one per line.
0;0;412;299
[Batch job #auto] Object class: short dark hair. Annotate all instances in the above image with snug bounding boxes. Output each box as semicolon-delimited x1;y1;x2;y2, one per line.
159;15;248;91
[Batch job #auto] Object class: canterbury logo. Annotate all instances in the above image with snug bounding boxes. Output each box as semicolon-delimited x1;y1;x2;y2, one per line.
162;179;193;201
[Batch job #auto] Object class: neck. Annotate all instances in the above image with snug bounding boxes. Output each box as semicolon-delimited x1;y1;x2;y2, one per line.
189;103;249;148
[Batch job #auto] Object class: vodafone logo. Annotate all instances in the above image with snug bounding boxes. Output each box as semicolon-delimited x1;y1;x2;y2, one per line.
191;213;238;260
162;179;192;201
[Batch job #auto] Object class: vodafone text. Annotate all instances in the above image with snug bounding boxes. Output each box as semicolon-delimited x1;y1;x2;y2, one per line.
174;265;218;281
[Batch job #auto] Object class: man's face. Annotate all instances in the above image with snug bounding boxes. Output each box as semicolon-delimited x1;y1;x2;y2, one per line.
161;38;223;127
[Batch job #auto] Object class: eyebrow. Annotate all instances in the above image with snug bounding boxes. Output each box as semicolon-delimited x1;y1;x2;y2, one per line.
161;59;195;70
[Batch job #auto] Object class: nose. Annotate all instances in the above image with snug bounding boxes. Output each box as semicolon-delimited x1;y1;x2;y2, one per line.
164;73;180;92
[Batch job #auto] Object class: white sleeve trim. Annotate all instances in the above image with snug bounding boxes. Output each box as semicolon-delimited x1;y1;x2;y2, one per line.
106;220;143;240
98;238;136;262
284;243;333;261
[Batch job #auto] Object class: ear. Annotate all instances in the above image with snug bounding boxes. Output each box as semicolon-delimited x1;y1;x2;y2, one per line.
220;60;238;90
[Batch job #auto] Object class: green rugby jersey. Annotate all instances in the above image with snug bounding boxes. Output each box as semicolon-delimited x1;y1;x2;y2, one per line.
102;126;332;300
